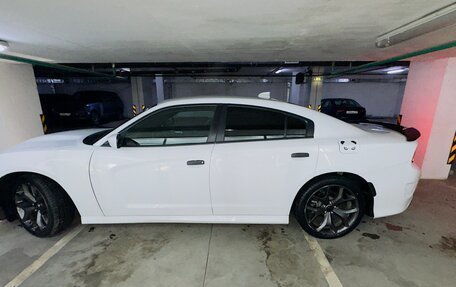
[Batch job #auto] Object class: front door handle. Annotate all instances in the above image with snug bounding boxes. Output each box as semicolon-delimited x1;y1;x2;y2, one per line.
187;160;205;166
291;152;309;158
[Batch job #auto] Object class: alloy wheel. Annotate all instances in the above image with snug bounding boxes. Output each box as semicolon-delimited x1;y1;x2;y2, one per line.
304;184;359;236
14;183;50;231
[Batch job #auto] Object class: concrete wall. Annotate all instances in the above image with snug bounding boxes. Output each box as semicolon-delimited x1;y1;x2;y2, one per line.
401;58;456;179
37;78;406;119
168;79;405;118
423;58;456;178
0;63;43;151
168;78;289;101
322;82;406;117
142;77;158;108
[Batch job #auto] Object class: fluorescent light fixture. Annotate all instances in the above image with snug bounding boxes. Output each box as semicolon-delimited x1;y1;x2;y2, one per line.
376;3;456;48
275;69;284;74
0;40;9;52
387;68;408;74
337;78;350;83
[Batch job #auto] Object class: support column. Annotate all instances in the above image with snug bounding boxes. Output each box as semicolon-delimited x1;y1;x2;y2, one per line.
308;67;324;110
400;57;456;179
0;63;43;151
288;73;301;104
131;77;145;116
155;75;165;103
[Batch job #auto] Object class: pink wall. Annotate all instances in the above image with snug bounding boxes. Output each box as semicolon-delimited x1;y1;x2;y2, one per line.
422;58;456;178
400;59;448;169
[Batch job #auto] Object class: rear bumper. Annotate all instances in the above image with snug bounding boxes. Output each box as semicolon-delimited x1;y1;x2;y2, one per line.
372;162;420;218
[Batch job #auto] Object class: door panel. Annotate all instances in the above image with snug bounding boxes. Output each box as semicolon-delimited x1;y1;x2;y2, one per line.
90;104;218;216
210;139;318;216
90;144;214;216
210;104;318;216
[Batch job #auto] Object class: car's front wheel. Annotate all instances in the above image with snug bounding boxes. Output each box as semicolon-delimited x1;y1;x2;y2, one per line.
295;176;365;239
13;175;75;237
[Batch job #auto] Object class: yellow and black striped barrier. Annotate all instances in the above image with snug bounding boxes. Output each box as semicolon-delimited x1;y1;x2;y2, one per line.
40;114;48;134
396;114;403;125
447;132;456;165
307;104;312;109
141;105;146;111
132;105;138;116
317;104;321;112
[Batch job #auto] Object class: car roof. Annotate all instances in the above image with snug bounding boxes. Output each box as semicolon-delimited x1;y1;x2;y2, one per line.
157;96;313;113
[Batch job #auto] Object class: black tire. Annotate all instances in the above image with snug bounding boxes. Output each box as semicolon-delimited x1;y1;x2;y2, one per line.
90;111;101;126
13;175;75;237
295;176;365;239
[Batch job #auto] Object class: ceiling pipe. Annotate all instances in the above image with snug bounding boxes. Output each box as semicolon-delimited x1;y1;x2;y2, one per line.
329;40;456;77
0;53;121;78
376;3;456;48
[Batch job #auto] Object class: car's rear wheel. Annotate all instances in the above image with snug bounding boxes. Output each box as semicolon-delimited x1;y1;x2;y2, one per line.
295;176;365;239
13;175;75;237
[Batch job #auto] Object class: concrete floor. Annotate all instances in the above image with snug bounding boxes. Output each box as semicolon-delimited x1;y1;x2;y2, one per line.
0;177;455;287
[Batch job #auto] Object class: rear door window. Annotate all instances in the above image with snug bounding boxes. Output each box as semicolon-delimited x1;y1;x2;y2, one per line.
223;106;312;142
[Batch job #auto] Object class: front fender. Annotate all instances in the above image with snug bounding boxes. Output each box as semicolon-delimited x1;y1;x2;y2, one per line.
0;150;104;218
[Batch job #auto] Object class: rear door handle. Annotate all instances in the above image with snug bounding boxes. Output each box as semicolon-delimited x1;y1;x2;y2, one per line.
291;152;309;158
187;160;205;166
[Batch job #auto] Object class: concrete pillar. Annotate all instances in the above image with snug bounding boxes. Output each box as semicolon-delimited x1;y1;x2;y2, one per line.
400;57;456;179
131;77;145;116
0;62;43;151
155;75;165;103
308;67;324;109
289;73;301;104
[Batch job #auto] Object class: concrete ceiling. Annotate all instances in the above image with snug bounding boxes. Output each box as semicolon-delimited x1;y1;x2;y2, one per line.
0;0;455;63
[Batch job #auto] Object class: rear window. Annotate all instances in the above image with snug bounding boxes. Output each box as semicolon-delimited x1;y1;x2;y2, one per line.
332;99;361;107
223;106;313;142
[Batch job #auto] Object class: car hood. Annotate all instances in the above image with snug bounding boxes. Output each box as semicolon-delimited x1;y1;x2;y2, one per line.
1;129;108;154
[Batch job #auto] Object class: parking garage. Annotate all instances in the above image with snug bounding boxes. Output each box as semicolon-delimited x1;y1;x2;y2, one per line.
1;1;456;287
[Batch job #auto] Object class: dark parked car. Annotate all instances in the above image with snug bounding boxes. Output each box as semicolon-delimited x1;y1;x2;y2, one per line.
42;91;124;125
320;98;366;122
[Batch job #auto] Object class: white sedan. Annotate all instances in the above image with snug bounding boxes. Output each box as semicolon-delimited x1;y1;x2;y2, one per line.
0;97;420;239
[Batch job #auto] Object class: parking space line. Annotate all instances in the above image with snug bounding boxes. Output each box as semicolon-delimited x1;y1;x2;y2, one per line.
202;224;213;287
5;225;85;287
303;233;343;287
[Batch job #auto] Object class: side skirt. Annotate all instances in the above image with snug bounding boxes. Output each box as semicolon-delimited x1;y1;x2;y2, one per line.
82;215;289;225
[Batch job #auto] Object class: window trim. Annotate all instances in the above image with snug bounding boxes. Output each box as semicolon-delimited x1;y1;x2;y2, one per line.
215;104;314;144
117;104;221;148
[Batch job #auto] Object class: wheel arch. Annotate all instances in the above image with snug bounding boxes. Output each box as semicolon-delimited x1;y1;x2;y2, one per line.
0;171;79;221
291;172;375;217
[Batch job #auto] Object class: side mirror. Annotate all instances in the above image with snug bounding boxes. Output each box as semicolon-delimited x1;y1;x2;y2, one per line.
107;133;120;149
